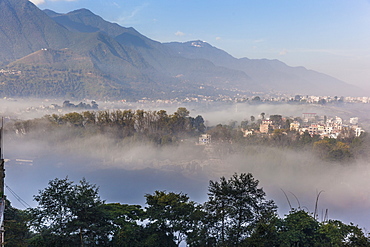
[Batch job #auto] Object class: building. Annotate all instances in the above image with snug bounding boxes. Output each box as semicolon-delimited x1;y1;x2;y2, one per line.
290;121;300;131
260;119;272;133
302;113;317;123
243;129;254;137
308;124;319;136
355;127;364;137
199;134;211;145
350;117;359;125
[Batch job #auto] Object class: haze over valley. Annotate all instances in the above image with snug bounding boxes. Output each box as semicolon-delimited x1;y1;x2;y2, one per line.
2;99;370;231
1;0;370;245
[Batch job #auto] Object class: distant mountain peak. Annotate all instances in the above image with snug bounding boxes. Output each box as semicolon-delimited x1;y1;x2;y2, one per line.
0;2;364;98
67;8;95;16
190;40;207;48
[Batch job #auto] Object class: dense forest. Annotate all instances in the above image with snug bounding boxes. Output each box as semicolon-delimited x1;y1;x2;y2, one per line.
5;173;370;246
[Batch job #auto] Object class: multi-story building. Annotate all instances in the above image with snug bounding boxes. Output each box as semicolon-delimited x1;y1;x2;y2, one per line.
260;119;272;133
290;121;300;131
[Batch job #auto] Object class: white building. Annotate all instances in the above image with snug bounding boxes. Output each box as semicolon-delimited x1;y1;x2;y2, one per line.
350;117;359;125
199;134;211;145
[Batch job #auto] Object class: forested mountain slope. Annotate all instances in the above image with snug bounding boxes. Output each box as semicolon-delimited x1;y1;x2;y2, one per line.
0;0;362;99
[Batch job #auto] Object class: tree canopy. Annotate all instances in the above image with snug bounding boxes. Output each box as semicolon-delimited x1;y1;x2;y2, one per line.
5;173;369;246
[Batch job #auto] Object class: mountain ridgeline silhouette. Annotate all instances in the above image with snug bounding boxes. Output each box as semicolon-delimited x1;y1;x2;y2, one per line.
0;0;362;99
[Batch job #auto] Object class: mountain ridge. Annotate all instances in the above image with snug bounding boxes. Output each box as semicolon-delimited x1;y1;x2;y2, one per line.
0;0;363;99
164;40;360;96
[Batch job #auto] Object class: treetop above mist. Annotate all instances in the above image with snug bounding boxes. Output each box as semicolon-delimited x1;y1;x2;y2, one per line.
6;107;368;162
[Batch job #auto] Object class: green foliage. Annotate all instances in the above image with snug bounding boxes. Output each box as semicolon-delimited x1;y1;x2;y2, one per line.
202;118;362;162
207;124;241;143
100;203;146;246
270;115;282;127
28;177;111;246
11;109;365;161
205;173;277;246
313;138;352;162
4;173;370;246
4;200;31;247
0;64;126;99
278;210;320;246
244;214;280;247
12;107;205;147
317;220;370;247
145;191;198;245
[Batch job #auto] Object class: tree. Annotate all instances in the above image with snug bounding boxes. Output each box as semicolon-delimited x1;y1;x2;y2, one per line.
82;111;96;125
69;178;111;246
4;200;31;247
145;191;198;246
207;124;239;144
298;130;314;147
277;211;370;247
313;138;352;162
278;210;320;247
192;115;206;133
243;213;280;246
61;112;84;127
318;220;370;246
270;115;282;127
252;96;261;102
240;120;248;129
318;98;327;105
29;177;111;247
101;203;146;247
175;107;190;118
205;173;277;246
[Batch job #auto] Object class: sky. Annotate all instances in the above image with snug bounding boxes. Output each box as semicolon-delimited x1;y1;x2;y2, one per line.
29;0;370;89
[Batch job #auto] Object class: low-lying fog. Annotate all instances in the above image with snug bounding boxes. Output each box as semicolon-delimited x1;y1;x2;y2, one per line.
3;98;370;230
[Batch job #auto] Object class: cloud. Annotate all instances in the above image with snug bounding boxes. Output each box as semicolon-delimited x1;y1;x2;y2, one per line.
279;49;288;56
117;3;149;24
215;37;221;41
253;39;265;43
112;2;121;9
175;31;185;36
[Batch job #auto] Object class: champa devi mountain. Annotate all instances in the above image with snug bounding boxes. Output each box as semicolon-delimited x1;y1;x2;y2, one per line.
0;0;362;99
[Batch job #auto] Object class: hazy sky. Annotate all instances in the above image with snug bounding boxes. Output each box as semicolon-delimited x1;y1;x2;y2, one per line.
30;0;370;89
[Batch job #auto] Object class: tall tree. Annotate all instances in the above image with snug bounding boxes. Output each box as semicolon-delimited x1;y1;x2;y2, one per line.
205;173;276;246
101;203;145;247
278;210;320;247
4;200;31;247
29;177;111;247
145;190;197;246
